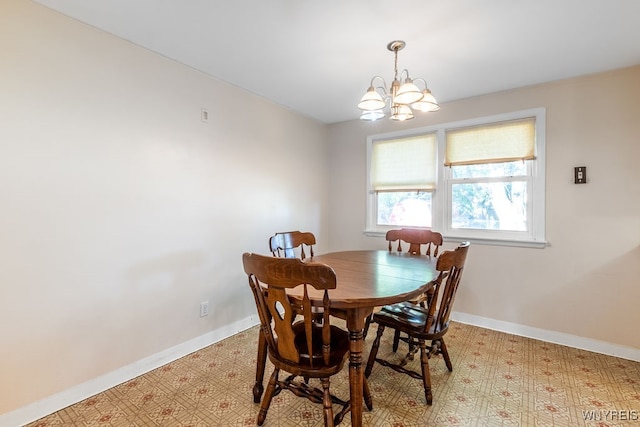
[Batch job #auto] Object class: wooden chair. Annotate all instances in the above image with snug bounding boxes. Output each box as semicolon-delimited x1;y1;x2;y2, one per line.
363;228;443;339
242;253;372;426
364;242;470;405
269;230;316;260
386;228;443;257
270;231;322;325
252;231;319;404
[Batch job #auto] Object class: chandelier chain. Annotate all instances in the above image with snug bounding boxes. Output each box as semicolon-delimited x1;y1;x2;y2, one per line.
393;48;399;82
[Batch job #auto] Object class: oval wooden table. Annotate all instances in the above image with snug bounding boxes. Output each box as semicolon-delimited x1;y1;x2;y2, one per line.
252;250;438;427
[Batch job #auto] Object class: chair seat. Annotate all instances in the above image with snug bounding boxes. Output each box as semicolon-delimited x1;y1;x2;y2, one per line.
267;322;350;379
290;322;350;369
375;302;447;339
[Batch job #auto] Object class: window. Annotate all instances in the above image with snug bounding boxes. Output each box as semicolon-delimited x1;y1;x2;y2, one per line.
366;109;546;248
368;133;437;228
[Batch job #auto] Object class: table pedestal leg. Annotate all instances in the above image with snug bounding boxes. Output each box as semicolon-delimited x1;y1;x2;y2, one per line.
346;308;370;427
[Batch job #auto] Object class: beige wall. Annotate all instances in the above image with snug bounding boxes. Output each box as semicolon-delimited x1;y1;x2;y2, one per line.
327;65;640;352
0;0;328;418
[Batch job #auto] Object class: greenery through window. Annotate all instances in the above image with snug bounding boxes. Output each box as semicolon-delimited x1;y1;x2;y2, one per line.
450;161;528;231
377;191;432;227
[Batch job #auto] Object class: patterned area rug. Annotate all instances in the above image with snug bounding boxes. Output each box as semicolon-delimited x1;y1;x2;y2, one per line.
27;321;640;426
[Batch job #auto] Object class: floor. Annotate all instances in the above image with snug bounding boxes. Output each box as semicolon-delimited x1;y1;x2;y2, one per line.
27;321;640;426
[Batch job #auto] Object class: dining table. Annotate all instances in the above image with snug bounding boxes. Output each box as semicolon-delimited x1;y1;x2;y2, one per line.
252;249;439;427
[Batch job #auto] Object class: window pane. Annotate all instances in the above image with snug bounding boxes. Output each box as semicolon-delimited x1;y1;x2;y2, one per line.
451;161;526;179
377;192;432;227
451;182;527;231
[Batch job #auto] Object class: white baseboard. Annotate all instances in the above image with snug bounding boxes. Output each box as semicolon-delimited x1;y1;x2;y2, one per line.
452;311;640;362
0;315;259;427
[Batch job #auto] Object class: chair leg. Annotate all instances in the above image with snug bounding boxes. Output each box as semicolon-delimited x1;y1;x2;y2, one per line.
363;314;372;339
257;368;279;426
407;335;416;360
419;340;433;405
392;329;401;352
363;377;373;411
253;332;268;403
365;324;385;378
439;338;453;371
321;377;335;427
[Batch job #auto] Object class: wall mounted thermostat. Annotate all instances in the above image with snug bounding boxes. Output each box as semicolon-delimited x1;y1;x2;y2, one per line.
574;166;587;184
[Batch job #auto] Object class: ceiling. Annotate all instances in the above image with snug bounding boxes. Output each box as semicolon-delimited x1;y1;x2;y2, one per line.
33;0;640;124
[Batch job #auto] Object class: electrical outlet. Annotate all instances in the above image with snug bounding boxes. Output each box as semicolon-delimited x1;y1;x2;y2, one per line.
201;108;209;123
200;301;209;317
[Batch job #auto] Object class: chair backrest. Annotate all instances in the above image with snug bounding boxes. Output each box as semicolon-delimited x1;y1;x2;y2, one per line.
269;231;316;260
423;242;470;334
386;228;443;256
242;252;335;366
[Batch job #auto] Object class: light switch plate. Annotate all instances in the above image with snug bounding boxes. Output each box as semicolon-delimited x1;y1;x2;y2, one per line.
574;166;587;184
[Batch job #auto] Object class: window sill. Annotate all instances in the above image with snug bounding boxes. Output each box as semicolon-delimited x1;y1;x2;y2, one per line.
364;230;547;249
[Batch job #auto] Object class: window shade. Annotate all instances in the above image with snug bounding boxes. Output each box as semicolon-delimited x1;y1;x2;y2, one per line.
371;134;437;191
445;118;536;166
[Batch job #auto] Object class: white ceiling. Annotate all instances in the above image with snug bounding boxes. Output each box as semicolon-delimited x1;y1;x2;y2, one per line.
33;0;640;124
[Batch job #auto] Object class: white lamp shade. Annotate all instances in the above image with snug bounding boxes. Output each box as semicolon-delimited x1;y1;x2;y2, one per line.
360;109;385;121
357;87;386;111
394;79;423;105
389;104;414;121
412;89;440;112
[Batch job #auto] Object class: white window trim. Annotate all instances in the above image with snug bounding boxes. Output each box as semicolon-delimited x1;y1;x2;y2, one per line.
365;108;547;248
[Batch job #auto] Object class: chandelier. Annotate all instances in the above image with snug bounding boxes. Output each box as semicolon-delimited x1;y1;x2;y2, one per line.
357;40;439;121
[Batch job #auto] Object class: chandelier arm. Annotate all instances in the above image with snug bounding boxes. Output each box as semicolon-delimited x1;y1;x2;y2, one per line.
369;75;390;98
370;75;387;88
412;78;428;90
